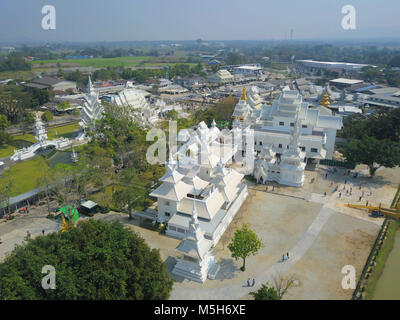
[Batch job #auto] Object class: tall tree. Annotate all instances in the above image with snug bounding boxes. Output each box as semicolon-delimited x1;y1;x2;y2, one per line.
228;224;262;271
341;136;400;176
0;219;173;299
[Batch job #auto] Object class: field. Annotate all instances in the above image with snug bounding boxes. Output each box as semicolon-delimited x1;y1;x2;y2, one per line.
29;55;190;69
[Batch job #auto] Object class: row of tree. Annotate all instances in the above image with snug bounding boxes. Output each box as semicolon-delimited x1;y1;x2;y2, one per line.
340;108;400;176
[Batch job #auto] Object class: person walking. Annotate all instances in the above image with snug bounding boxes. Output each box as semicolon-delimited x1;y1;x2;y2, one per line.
324;192;326;197
247;278;250;287
42;229;45;235
287;252;289;259
282;254;285;262
252;278;255;287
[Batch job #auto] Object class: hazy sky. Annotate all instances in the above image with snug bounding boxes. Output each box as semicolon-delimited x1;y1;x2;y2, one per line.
0;0;399;42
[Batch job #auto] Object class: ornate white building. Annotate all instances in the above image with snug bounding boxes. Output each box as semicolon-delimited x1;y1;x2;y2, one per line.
150;121;248;282
79;76;104;131
150;121;248;247
10;113;71;161
233;88;343;162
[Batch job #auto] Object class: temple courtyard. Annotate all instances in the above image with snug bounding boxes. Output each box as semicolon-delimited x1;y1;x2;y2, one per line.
1;164;399;299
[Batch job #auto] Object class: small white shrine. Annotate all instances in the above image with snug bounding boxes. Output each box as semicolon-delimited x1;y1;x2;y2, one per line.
172;201;220;283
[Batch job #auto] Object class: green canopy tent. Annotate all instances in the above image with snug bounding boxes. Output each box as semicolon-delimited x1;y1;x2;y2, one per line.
59;205;79;223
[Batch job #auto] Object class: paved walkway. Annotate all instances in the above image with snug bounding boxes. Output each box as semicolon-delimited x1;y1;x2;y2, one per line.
170;193;337;300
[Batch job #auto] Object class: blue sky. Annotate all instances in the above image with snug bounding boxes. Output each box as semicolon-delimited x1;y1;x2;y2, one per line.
0;0;399;42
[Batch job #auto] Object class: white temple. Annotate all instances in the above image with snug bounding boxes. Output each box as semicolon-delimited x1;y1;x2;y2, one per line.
233;88;343;162
10;113;71;161
79;76;104;133
150;120;249;282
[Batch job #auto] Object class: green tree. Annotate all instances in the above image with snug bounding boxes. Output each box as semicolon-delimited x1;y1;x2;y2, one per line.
250;283;281;300
0;219;173;299
41;110;53;123
0;170;14;215
341;136;400;176
57;101;71;110
228;224;262;271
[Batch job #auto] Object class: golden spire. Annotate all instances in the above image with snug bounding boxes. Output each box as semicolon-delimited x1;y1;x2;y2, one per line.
241;87;247;101
61;215;68;233
320;91;330;108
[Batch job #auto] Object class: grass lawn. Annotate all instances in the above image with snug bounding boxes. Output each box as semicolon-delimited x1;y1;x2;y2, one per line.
0;157;49;196
0;135;35;159
47;123;80;139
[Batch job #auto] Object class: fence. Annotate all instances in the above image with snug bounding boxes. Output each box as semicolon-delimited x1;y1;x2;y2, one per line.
319;159;356;169
352;219;390;300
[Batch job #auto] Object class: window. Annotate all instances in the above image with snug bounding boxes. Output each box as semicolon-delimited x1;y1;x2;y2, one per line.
300;146;306;151
165;212;170;217
302;125;307;128
259;141;262;145
290;122;294;127
278;144;282;148
177;228;186;234
169;226;176;231
311;148;318;153
165;201;170;206
279;121;284;126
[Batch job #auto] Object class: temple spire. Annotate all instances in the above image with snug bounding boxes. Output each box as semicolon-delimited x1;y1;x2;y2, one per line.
87;74;94;94
241;87;247;101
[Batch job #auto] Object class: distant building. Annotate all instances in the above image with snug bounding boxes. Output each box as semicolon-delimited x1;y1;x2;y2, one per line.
297;59;374;74
25;77;76;92
363;94;400;109
208;69;234;84
366;87;400;96
234;65;263;76
329;78;365;90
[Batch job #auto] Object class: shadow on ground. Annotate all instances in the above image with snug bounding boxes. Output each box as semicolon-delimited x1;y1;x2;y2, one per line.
215;258;241;281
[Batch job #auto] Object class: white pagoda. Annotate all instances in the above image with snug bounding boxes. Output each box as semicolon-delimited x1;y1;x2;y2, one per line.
254;114;305;187
34;112;48;144
172;201;219;283
79;76;104;131
278;114;306;186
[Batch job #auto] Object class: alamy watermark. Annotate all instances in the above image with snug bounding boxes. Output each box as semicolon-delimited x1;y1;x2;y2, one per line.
341;265;356;290
41;265;56;290
41;5;56;30
341;5;356;30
